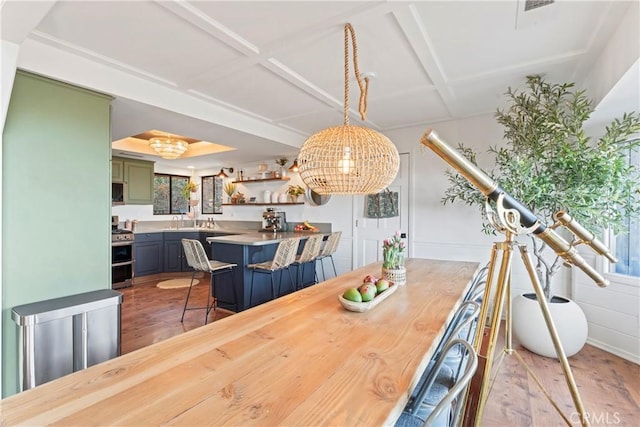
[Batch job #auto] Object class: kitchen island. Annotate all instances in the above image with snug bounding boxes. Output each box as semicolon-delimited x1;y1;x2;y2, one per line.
0;258;479;426
206;231;329;311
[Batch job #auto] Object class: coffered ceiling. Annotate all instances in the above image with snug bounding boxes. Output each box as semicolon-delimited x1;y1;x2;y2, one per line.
2;0;637;169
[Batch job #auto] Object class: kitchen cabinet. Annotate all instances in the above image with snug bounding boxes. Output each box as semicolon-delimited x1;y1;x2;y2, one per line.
164;232;199;272
112;158;124;182
132;231;243;278
113;157;154;205
134;233;164;276
124;159;154;204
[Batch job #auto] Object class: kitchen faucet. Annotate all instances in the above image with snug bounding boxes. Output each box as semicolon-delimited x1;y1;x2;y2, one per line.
171;215;180;230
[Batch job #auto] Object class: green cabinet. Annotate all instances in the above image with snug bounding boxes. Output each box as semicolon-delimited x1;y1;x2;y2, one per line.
124;160;154;204
112;158;124;182
113;157;154;205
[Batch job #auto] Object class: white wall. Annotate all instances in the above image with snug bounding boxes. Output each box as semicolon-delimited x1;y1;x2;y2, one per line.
573;253;640;364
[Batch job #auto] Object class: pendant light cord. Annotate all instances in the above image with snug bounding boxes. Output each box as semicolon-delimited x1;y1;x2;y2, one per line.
344;23;369;124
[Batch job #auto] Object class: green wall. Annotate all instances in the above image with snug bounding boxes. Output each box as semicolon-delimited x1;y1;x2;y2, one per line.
1;71;112;396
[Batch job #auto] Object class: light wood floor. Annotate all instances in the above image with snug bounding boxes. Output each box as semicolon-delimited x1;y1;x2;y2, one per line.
120;275;639;426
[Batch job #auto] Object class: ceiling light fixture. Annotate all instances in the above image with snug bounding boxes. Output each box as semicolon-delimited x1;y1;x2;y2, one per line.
149;134;188;159
297;23;399;195
288;159;300;172
216;167;234;178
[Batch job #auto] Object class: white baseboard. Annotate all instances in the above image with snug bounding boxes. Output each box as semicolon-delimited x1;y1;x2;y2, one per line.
586;337;640;365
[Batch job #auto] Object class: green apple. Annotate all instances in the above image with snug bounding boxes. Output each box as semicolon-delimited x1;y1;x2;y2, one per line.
358;283;377;302
343;288;363;303
375;279;390;293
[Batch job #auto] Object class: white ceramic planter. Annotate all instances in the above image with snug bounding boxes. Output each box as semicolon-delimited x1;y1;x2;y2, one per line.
512;293;588;358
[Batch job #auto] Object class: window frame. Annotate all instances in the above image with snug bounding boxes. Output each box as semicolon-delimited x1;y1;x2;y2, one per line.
602;138;639;282
153;173;191;215
201;175;223;215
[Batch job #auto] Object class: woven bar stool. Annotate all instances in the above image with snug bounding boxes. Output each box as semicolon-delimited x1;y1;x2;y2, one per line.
316;231;342;281
181;238;237;325
290;234;324;290
247;237;300;307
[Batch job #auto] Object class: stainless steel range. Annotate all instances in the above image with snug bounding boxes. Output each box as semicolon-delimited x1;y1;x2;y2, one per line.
111;216;134;289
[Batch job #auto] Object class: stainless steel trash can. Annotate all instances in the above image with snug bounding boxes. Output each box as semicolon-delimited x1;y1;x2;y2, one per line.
12;289;123;391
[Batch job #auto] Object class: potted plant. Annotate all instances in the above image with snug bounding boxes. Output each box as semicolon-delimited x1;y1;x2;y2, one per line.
182;180;198;199
224;182;236;203
442;75;640;357
287;185;305;203
381;231;406;285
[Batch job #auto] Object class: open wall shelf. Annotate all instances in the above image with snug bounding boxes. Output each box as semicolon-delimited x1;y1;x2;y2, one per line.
222;202;304;206
232;177;291;184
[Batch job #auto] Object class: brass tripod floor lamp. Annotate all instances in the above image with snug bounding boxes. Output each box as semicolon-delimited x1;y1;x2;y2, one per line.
420;129;617;427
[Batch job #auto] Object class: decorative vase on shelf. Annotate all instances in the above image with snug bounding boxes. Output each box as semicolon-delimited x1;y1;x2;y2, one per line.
382;232;407;285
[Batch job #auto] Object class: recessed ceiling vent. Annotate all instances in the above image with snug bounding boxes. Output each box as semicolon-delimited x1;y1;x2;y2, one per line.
524;0;554;12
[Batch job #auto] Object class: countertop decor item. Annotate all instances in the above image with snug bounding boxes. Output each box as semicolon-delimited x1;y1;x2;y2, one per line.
297;23;399;195
338;282;397;312
381;231;406;285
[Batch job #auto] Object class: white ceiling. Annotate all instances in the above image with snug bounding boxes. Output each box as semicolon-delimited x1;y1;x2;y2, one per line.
2;0;637;170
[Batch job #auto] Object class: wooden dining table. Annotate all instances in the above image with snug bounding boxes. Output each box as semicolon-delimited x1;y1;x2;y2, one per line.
0;258;479;426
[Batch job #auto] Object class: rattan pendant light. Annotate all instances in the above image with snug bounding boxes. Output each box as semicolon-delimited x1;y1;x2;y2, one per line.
297;23;400;195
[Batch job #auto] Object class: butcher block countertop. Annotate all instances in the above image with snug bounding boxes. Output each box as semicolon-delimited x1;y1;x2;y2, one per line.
0;258;479;426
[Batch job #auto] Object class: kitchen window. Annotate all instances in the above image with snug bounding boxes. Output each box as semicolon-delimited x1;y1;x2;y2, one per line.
153;173;190;215
201;175;223;214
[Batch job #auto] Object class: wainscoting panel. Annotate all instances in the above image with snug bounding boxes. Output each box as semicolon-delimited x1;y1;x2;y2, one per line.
572;252;640;363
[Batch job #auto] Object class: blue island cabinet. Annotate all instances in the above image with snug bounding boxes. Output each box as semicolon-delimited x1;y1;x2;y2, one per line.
209;240;317;311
